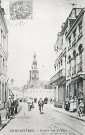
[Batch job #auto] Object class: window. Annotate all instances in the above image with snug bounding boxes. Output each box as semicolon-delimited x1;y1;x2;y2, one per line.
72;50;76;75
57;65;58;70
3;58;4;73
73;50;76;58
78;21;82;34
68;36;71;46
59;62;60;69
73;29;76;40
61;60;62;66
68;55;71;77
54;65;56;71
68;55;71;63
78;44;83;72
78;44;83;54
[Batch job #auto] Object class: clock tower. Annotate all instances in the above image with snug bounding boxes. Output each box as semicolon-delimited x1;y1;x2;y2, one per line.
29;53;39;82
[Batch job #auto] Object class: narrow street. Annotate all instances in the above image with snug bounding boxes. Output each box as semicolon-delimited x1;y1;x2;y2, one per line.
0;102;84;135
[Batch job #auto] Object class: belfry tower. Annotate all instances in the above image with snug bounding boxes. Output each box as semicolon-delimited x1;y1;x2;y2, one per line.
29;53;39;82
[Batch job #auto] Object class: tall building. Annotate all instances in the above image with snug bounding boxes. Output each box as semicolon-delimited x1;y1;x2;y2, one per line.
0;1;8;109
50;8;85;109
29;53;39;83
23;53;54;101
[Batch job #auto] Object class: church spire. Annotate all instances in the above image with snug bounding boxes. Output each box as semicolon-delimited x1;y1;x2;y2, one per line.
33;52;37;66
30;53;39;82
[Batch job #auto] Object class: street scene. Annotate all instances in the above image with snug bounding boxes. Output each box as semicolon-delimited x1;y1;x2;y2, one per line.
0;0;85;134
1;102;85;135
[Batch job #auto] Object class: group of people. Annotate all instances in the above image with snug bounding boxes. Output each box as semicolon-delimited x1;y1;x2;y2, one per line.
27;97;44;114
5;98;18;119
65;97;84;117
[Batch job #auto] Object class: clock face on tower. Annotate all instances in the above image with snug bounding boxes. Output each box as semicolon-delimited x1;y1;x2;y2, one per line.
32;70;39;79
31;53;39;81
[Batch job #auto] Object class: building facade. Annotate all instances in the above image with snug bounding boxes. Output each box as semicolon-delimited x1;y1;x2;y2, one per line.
0;2;8;109
27;81;54;101
50;8;85;109
66;8;85;106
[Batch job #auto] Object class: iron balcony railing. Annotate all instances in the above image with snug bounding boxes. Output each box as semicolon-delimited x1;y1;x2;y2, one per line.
50;69;66;84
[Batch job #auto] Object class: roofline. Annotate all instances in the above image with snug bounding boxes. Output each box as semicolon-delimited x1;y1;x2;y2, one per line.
66;8;85;37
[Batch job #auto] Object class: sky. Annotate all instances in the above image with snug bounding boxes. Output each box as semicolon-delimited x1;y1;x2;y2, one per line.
1;0;85;87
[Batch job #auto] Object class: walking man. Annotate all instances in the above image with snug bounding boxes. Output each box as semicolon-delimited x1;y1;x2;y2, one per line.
38;98;44;114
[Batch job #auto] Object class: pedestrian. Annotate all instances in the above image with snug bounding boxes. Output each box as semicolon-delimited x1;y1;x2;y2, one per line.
27;97;32;111
14;99;18;114
38;98;44;113
5;97;11;119
69;97;74;112
73;96;78;112
77;99;84;117
65;98;70;111
11;99;15;116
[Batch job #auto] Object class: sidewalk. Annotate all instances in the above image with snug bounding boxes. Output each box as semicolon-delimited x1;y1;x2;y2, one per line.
47;103;85;122
0;104;22;131
0;108;12;131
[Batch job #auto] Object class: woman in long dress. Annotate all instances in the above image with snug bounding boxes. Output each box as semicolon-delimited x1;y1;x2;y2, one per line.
69;98;74;111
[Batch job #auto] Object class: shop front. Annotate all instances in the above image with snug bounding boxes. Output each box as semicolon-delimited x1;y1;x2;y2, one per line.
66;75;85;112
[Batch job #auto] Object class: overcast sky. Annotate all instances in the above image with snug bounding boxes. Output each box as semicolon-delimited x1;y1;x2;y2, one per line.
2;0;85;87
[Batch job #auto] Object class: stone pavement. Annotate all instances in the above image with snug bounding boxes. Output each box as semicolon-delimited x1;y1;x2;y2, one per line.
47;103;85;122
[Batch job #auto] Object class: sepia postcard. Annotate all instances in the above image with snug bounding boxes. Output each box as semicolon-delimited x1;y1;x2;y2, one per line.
0;0;85;135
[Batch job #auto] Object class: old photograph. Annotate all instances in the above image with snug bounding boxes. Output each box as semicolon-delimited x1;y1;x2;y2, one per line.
0;0;85;134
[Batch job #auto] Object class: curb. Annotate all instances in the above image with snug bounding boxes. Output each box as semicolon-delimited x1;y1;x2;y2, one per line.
0;116;13;131
0;105;22;131
48;106;85;122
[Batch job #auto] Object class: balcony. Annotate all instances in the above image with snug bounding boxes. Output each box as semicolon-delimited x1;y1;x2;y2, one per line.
72;66;76;75
78;63;82;72
50;69;66;85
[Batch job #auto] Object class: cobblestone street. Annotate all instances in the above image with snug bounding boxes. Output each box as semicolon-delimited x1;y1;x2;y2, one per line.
0;102;84;135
